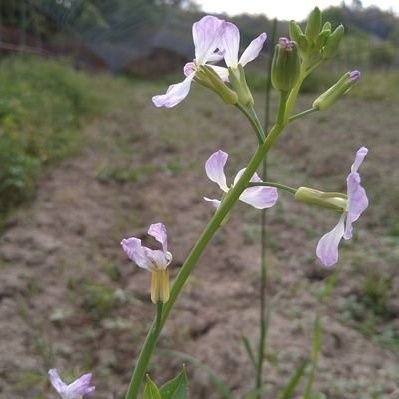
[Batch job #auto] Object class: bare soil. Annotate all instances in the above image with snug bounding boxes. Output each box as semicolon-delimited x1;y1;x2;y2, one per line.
1;80;398;399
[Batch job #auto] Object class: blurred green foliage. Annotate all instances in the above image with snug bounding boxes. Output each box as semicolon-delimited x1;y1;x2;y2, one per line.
0;56;100;220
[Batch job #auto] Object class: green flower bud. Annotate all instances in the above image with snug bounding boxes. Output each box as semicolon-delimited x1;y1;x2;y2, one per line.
313;70;360;111
322;22;332;32
295;187;347;211
289;21;304;42
196;65;238;105
315;29;330;49
289;21;308;54
228;65;254;105
305;7;322;41
322;24;344;59
271;38;301;92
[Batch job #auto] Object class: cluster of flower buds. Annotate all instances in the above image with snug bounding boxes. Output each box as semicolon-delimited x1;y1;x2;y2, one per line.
289;7;344;60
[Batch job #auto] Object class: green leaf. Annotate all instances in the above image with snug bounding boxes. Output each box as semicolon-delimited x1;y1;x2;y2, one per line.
279;360;308;399
161;350;234;399
144;375;161;399
241;335;257;370
159;368;188;399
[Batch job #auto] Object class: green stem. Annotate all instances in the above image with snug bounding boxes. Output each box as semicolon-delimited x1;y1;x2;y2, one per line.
124;94;288;399
289;108;317;123
248;181;297;195
236;103;266;144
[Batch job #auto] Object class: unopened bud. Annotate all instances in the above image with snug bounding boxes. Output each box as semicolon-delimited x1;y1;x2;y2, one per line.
315;29;330;48
228;65;254;105
196;65;238;105
322;25;344;59
295;187;347;211
313;70;360;111
289;21;308;54
271;38;301;92
322;22;332;32
305;7;322;41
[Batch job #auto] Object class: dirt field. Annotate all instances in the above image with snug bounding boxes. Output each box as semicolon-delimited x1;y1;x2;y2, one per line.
1;78;398;399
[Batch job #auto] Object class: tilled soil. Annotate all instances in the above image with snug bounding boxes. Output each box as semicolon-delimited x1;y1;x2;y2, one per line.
1;81;398;399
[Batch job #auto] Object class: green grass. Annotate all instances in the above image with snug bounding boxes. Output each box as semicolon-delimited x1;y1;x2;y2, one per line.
0;56;103;220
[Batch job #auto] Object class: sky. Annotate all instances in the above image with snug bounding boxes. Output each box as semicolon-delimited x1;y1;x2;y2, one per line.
196;0;399;21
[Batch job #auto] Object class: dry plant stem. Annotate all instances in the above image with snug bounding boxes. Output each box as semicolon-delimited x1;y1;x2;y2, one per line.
124;92;289;399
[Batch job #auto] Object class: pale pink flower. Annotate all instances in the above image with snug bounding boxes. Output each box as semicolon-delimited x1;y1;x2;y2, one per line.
48;369;95;399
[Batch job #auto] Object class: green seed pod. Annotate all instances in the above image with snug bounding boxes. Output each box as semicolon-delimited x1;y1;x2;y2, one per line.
322;24;344;59
271;38;301;92
312;70;360;111
305;7;322;41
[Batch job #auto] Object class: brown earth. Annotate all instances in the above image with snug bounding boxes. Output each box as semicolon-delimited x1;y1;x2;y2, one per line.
0;79;398;399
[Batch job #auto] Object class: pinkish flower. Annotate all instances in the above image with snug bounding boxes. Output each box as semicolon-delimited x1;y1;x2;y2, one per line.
219;22;266;70
48;369;95;399
152;15;227;108
121;223;172;303
316;147;369;267
204;150;278;210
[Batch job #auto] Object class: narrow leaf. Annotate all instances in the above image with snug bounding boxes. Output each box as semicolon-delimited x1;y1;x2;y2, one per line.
279;360;309;399
241;335;257;370
159;368;188;399
144;375;161;399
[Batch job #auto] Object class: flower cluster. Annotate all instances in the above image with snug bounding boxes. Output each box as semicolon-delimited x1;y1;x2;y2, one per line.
152;15;266;108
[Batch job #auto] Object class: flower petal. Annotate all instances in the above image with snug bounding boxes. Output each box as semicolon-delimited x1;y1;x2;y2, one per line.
121;237;153;271
205;150;229;192
220;21;240;67
344;172;368;239
48;369;67;394
239;32;267;66
239;186;278;209
144;248;171;270
233;168;261;186
148;223;168;253
316;213;345;267
66;373;95;396
152;75;194;108
351;146;368;173
209;65;229;82
204;196;221;209
193;15;225;64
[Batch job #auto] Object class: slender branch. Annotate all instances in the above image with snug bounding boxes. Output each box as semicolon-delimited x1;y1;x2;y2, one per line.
248;181;297;195
236;103;266;144
289;108;317;123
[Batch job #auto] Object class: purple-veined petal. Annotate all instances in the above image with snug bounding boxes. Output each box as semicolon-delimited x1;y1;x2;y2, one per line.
316;213;345;267
148;223;168;253
351;146;368;173
66;373;95;397
121;237;153;271
344;172;368;239
144;248;171;270
193;15;225;64
152;74;194;108
204;196;221;209
49;369;68;395
205;150;229;192
220;21;240;67
239;186;278;209
239;32;267;66
209;65;229;82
